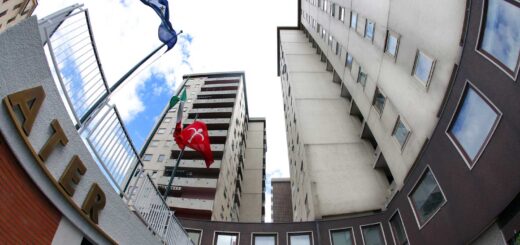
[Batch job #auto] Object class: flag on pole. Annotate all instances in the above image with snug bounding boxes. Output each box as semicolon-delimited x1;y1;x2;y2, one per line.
140;0;179;51
177;121;214;168
170;89;187;148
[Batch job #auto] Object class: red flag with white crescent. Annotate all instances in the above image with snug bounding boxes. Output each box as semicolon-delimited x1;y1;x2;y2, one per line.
178;121;214;168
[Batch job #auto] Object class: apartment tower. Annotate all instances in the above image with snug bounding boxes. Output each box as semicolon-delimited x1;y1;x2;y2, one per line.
0;0;38;32
141;72;266;222
279;0;466;221
271;177;293;223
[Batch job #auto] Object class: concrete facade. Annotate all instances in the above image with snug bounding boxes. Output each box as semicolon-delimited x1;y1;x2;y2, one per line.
280;0;466;220
0;0;37;32
141;72;266;222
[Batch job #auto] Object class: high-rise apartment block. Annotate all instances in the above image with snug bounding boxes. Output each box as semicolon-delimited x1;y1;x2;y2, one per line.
279;0;466;221
141;72;266;222
0;0;37;32
271;178;293;223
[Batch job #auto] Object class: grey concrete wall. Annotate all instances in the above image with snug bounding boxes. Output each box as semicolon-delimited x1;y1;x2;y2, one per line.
0;17;160;244
280;30;388;220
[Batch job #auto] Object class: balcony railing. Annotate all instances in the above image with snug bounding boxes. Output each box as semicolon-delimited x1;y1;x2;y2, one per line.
39;5;193;245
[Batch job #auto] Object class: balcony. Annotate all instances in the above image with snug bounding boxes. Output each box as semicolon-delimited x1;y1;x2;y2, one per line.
201;85;238;92
167;197;214;212
197;90;237;100
188;111;232;119
189;107;233;115
157;176;218;189
204;79;240;85
165;159;222;169
192;98;235;109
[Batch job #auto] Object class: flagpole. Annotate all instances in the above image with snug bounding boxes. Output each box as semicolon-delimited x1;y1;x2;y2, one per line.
78;43;166;127
163;113;198;200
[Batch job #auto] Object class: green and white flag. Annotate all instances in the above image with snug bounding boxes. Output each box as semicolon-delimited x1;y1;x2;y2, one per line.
170;88;187;144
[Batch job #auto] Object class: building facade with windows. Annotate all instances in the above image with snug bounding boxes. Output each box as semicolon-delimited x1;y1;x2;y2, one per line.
271;177;294;223
181;0;519;244
139;72;266;222
0;0;37;32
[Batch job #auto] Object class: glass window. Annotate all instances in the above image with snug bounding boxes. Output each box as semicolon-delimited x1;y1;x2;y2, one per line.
253;234;276;245
357;67;367;88
346;53;353;70
157;128;166;134
350;12;357;29
365;20;375;40
413;51;435;86
448;85;500;165
187;230;201;245
164;117;172;123
373;88;386;114
215;232;238;245
157;154;165;162
289;233;312;245
389;211;409;245
339;7;345;22
385;31;399;56
392;117;410;148
150;140;159;147
330;229;354;245
361;224;385;245
143;154;152;161
478;0;520;75
409;168;446;225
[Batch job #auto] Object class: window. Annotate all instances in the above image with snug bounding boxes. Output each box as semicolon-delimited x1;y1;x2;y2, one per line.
372;87;386;115
339;7;345;22
409;167;446;226
447;83;501;167
331;3;336;17
164;117;172;123
365;20;375;41
350;12;358;29
157;154;165;162
345;53;353;70
385;31;399;57
157;128;166;134
150;140;159;147
151;170;157;178
164;140;173;147
253;234;277;245
164;167;173;176
335;42;342;56
7;17;16;24
0;10;7;18
288;233;312;245
214;232;238;245
361;224;385;245
477;0;520;77
143;154;152;161
412;50;435;86
357;67;368;88
186;229;202;245
13;3;22;9
389;211;409;245
392;117;410;148
330;228;354;245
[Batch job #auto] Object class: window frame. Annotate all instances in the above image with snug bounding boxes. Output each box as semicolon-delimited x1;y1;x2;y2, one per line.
186;228;203;245
252;232;278;245
388;210;410;245
360;222;387;245
287;231;314;245
372;87;386;116
384;30;400;58
391;116;411;151
445;80;502;169
213;231;240;245
357;67;368;89
350;11;358;30
345;53;354;70
411;50;436;88
407;166;448;228
475;0;520;80
157;128;166;134
364;19;375;41
143;154;153;161
329;227;356;245
157;154;165;162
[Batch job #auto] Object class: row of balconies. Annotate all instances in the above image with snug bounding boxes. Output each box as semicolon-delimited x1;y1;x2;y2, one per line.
157;176;218;189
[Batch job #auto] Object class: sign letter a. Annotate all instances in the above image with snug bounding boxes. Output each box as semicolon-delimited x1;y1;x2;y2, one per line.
6;86;46;135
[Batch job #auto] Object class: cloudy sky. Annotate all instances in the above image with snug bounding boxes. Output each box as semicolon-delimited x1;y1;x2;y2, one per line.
35;0;296;221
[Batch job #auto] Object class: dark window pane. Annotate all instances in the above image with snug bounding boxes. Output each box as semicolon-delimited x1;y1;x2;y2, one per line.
331;229;354;245
410;169;446;224
373;88;386;114
393;119;410;147
362;224;385;245
390;212;408;245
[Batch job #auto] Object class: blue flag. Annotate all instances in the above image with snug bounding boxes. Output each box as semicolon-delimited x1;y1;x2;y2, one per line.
140;0;178;51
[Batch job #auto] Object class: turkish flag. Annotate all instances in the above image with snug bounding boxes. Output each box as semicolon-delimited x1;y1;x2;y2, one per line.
178;121;214;168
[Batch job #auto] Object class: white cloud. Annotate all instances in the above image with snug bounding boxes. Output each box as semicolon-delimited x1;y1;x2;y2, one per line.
36;0;296;221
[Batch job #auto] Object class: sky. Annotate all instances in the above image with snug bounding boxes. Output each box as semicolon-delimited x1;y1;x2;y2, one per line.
35;0;297;222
